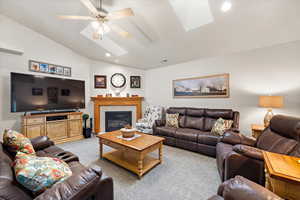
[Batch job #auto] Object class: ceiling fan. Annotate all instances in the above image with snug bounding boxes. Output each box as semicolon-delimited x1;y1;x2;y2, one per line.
58;0;134;40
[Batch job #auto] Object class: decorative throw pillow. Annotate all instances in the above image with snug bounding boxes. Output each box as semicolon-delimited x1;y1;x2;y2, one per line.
13;152;72;193
211;118;233;136
165;113;179;128
3;129;35;155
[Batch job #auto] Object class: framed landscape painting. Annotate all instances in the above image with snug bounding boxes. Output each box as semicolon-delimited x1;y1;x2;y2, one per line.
173;73;230;98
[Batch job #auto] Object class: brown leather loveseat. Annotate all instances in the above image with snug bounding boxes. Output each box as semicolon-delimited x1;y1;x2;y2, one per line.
216;115;300;185
153;107;239;157
0;136;113;200
207;176;282;200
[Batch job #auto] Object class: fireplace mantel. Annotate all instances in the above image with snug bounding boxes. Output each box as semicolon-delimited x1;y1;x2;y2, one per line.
91;96;144;133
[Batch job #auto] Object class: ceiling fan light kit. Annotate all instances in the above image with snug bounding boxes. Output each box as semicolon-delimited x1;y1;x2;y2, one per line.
58;0;134;40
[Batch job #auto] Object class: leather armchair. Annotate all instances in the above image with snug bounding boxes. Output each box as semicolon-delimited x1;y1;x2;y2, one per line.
207;176;282;200
216;115;300;185
0;136;114;200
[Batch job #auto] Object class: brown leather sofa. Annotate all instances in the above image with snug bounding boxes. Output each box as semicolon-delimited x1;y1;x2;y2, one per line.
216;115;300;185
207;176;282;200
0;136;113;200
153;107;239;157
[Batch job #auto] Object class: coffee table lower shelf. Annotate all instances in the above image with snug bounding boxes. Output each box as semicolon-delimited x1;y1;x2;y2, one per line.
102;150;161;178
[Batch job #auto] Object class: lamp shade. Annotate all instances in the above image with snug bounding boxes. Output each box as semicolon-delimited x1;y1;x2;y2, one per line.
259;96;284;108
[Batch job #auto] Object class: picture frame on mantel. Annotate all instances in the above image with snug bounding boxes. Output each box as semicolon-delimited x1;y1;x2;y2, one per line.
173;73;230;98
94;75;107;89
130;76;141;88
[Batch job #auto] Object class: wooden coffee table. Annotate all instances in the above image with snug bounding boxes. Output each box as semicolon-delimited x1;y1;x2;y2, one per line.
97;130;165;178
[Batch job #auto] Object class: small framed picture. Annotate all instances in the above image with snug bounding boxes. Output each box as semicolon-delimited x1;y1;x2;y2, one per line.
29;60;40;72
39;63;49;73
56;66;64;75
49;65;57;74
95;75;107;89
130;76;141;88
63;67;71;76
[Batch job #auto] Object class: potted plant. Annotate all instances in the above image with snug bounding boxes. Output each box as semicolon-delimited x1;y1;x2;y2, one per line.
82;114;92;138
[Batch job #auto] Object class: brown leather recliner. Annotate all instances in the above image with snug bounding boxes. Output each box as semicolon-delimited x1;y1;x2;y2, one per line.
0;136;114;200
153;107;239;157
216;115;300;185
207;176;282;200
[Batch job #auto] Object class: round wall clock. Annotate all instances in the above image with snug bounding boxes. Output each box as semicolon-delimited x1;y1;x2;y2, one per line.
111;73;126;88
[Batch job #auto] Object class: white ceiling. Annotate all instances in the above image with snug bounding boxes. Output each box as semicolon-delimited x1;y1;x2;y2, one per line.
1;0;300;69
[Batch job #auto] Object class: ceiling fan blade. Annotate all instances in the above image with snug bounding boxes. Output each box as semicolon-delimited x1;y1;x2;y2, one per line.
58;15;96;20
106;8;134;20
110;24;132;38
80;0;99;14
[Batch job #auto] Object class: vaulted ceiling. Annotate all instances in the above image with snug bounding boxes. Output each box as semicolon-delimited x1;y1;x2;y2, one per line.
1;0;300;69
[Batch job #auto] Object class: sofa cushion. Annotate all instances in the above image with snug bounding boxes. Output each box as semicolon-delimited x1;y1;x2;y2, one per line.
14;152;72;193
175;128;202;142
198;132;220;146
204;118;217;131
155;127;177;137
186;108;205;117
179;116;186;128
36;146;79;163
185;116;204;130
3;129;35;155
167;107;186;115
205;109;234;119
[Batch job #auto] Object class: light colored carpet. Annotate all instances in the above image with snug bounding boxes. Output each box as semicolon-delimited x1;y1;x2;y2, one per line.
58;136;221;200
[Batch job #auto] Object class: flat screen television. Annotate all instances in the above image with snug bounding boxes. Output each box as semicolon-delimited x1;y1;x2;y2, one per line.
11;72;85;112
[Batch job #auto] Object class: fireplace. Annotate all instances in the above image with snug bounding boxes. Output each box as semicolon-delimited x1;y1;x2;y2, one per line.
105;111;132;132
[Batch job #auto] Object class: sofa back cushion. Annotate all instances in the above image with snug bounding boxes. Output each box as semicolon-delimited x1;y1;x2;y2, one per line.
167;107;186;115
257;128;298;154
185;116;204;130
256;115;300;155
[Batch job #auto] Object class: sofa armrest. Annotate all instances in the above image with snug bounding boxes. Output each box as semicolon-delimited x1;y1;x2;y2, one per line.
30;136;54;151
233;145;264;161
34;165;107;200
221;132;256;146
219;176;283;200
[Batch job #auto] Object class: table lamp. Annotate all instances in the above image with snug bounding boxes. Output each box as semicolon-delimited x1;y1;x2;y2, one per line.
259;96;284;127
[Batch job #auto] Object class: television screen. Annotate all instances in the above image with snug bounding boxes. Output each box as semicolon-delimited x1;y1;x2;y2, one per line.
11;72;85;112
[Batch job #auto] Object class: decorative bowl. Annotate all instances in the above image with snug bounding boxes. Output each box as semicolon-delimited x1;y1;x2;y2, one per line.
120;128;137;138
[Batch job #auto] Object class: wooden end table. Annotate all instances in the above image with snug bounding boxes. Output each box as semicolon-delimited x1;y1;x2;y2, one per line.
263;151;300;200
251;124;265;139
97;130;165;178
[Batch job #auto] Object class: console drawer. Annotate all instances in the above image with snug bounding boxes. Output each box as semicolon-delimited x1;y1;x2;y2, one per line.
26;117;44;125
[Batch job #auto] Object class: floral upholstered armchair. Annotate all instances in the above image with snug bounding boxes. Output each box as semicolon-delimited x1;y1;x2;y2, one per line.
136;105;164;134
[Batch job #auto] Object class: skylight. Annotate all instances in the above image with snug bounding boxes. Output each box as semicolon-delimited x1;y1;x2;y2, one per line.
80;24;128;56
168;0;214;31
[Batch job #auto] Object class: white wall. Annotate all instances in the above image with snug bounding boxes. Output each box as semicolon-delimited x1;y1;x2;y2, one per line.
90;61;145;98
145;41;300;135
0;15;91;133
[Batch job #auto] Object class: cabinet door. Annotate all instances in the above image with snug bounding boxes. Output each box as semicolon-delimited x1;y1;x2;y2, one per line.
46;121;68;140
25;125;45;138
69;120;82;136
